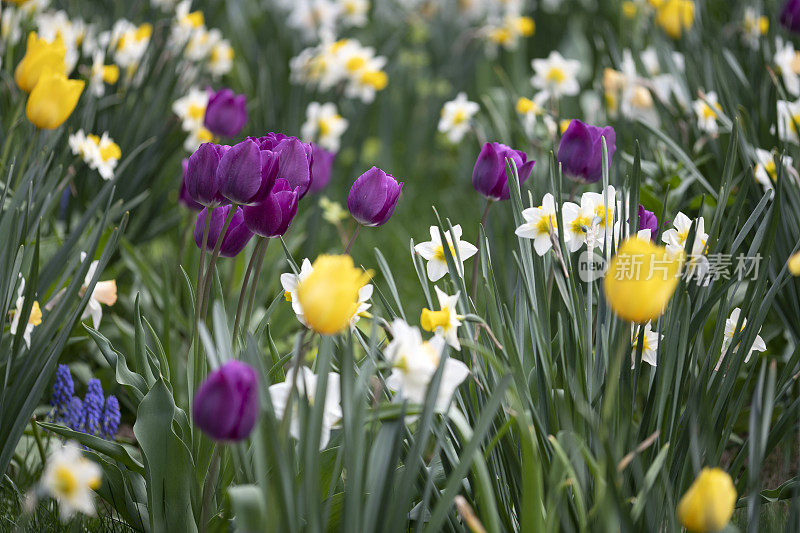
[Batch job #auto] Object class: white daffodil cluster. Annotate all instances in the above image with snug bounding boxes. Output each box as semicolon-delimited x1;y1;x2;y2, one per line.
166;1;234;77
68;130;122;180
290;38;388;103
172;87;213;152
301;102;349;152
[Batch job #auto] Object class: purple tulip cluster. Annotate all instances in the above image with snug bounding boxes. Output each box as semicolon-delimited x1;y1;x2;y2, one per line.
183;132;314;257
193;360;259;441
557;120;616;184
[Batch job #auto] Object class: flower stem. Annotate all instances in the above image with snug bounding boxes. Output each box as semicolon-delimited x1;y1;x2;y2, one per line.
200;445;221;533
471;200;493;299
200;204;239;322
243;238;269;336
189;206;214;417
344;225;362;254
233;237;263;342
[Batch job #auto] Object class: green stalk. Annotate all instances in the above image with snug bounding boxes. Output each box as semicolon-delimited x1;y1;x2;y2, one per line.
243;237;269;335
233;237;263;342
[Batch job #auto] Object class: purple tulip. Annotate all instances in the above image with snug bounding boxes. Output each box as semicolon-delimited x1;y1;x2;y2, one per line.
242;179;300;237
179;159;202;211
309;143;336;193
348;167;403;227
251;133;314;197
204;88;248;138
186;143;229;206
472;142;535;200
557;120;616;184
194;204;254;257
217;139;278;205
638;205;658;240
192;360;259;441
782;0;800;32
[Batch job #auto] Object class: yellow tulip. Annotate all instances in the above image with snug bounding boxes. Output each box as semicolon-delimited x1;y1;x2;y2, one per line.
788;251;800;276
677;468;737;532
603;238;682;323
296;255;372;335
654;0;695;39
14;32;67;93
26;69;85;130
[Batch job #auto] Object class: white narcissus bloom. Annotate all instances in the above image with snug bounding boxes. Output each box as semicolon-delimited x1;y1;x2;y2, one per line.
172;87;209;133
716;307;766;371
692;92;722;135
80;253;118;328
268;366;342;449
581;186;617;251
530;51;580;99
338;0;369;27
207;37;234;78
281;259;372;329
631;322;661;367
88;51;119;97
438;92;479;144
774;38;800;96
777;98;800;144
69;131;122;180
743;8;768;49
109;19;152;69
420;287;463;350
661;212;707;256
40;441;102;520
183;126;214;153
301;102;349;152
414;224;478;282
9;276;41;349
384;319;470;412
280;258;315;327
287;0;339;43
515;193;561;256
561;196;595;253
754;148;796;192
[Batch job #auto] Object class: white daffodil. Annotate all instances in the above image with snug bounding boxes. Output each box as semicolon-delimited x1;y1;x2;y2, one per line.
661;212;707;256
172;87;209;132
287;0;339;43
109;19;152;69
281;259;372;329
716;307;766;371
754;148;796;192
631;322;661;368
581;186;617;251
70;131;122;180
335;40;388;102
743;8;769;49
9;276;41;349
337;0;369;27
301;102;349;152
207;37;234;77
40;441;102;520
515;94;547;137
79;253;117;328
88;51;119;97
280;258;315;326
420;287;463;350
692;92;722;135
269;366;342;449
531;50;580;99
515;192;560;256
414;224;478;282
561;197;594;253
384;319;470;412
183;126;214;153
777;98;800;144
438;92;479;144
774;37;800;97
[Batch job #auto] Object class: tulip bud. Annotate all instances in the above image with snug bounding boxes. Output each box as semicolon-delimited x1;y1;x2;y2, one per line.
186;143;228;206
347;167;403;227
637;205;658;238
179;159;203;211
309;143;336;194
204;88;248;138
242;179;300;237
472;142;535;200
677;468;736;533
782;0;800;33
192;360;259;441
15;32;66;93
557;120;616;184
217;139;276;205
194;205;254;257
26;69;84;130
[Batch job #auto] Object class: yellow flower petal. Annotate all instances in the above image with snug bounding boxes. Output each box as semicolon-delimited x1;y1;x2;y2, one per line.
14;32;67;93
26;69;84;130
677;468;736;532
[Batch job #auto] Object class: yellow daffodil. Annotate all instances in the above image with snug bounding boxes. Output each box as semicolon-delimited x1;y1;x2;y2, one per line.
654;0;695;39
677;468;736;533
15;31;67;92
296;255;372;335
26;69;84;130
603;238;682;323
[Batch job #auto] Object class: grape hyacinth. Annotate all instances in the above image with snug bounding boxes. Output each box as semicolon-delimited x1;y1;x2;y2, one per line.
50;364;74;422
65;396;84;432
101;395;121;439
82;379;104;437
